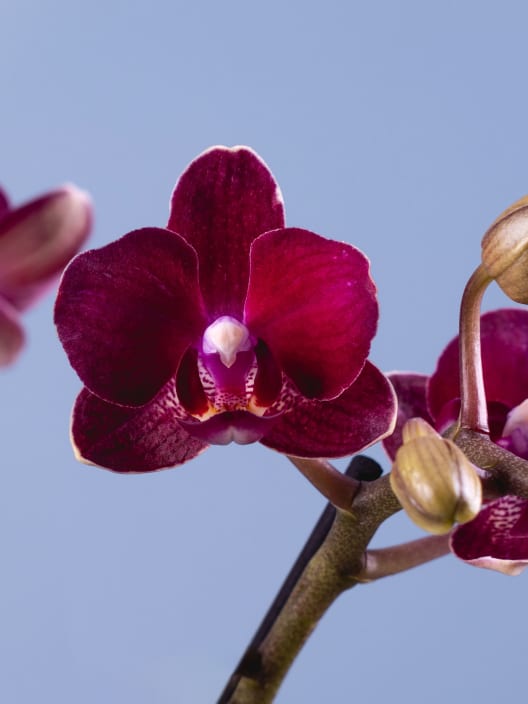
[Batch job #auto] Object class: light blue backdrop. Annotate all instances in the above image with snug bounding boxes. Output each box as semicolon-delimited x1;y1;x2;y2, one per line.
1;1;525;702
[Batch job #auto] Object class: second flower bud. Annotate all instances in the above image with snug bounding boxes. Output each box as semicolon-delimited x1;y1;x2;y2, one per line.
481;194;528;303
391;420;482;534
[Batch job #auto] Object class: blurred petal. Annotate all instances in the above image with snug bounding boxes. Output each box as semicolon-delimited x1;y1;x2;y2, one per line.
0;186;91;310
245;228;378;400
0;296;24;366
499;425;528;459
427;336;459;422
168;146;284;318
497;399;528;458
450;495;528;575
429;309;528;419
502;398;528;437
260;361;396;457
0;186;9;217
72;385;208;472
180;410;279;445
383;373;432;459
55;228;207;406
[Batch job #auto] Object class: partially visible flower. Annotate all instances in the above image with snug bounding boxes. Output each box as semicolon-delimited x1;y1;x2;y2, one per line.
385;309;528;574
0;184;91;366
391;418;481;535
451;496;528;576
55;146;396;473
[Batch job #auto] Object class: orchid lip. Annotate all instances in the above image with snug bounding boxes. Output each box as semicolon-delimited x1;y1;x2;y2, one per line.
179;409;280;445
202;316;253;368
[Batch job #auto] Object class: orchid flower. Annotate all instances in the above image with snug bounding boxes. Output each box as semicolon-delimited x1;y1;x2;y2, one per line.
54;146;396;472
0;184;91;366
385;309;528;575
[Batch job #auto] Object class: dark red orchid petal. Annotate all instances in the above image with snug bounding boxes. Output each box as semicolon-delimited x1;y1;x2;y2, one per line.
450;495;528;575
55;228;207;407
168;146;285;319
382;373;432;459
433;398;461;434
180;410;279;445
486;401;511;440
0;187;9;217
429;309;528;420
0;296;25;367
260;361;396;458
245;228;378;401
0;186;91;311
72;385;208;472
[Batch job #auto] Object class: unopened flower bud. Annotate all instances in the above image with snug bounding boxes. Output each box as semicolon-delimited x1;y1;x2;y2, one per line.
481;194;528;303
391;428;482;535
401;417;439;443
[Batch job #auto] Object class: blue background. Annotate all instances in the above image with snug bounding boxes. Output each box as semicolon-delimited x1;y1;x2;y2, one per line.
1;1;526;702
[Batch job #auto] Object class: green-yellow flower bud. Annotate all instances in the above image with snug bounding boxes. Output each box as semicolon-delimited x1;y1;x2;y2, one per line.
481;194;528;303
401;417;439;443
390;429;482;535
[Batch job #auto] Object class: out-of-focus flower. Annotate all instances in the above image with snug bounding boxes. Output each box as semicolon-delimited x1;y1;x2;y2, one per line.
391;418;482;535
55;146;396;473
0;184;91;366
385;309;528;575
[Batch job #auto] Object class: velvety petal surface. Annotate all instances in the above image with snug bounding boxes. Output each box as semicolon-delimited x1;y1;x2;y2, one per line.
0;186;91;310
382;373;432;459
429;309;528;420
55;228;207;406
0;296;25;367
168;146;285;319
245;228;378;400
450;496;528;575
0;187;9;217
72;385;208;472
260;361;396;457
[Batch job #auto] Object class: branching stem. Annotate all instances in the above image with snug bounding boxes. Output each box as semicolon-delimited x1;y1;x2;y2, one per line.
217;459;402;704
287;456;360;510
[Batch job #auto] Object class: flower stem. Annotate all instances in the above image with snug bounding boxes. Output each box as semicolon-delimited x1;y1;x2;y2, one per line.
357;534;450;581
458;264;492;433
217;458;403;704
287;456;360;510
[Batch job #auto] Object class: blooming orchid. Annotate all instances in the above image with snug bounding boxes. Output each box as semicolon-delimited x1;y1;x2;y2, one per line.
0;184;91;366
54;146;396;472
385;308;528;575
